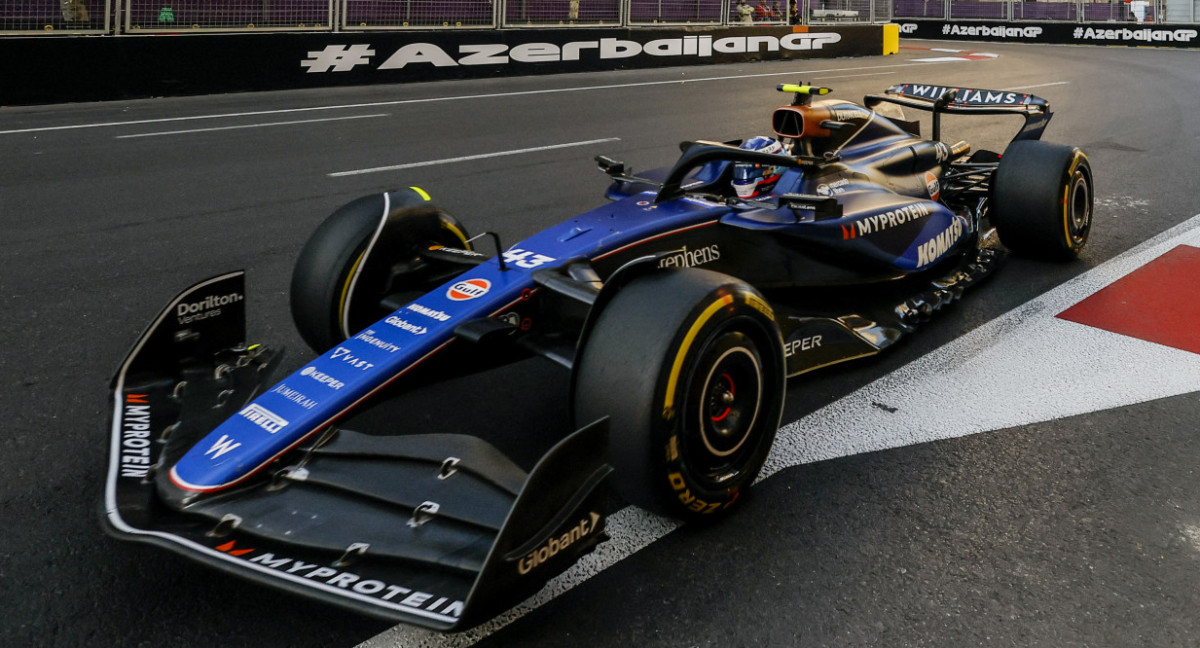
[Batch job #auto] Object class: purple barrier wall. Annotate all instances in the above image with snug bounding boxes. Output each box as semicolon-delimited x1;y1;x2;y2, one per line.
948;1;1008;19
503;0;621;23
1012;2;1079;20
629;0;724;22
893;0;947;19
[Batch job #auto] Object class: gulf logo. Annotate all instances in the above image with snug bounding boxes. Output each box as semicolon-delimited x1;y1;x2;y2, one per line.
447;278;491;301
925;171;940;201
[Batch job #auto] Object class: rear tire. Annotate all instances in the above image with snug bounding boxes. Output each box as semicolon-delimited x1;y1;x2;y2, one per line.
991;140;1093;261
573;269;786;520
290;188;469;353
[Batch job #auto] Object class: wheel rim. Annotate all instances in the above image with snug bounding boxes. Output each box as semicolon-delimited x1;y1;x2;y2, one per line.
1067;169;1092;245
684;332;764;485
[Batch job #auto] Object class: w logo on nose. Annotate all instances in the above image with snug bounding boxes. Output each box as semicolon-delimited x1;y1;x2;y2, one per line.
204;434;242;460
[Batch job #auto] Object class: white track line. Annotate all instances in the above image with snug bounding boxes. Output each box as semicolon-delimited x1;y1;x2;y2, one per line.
329;138;621;177
0;61;953;136
912;56;996;62
1001;81;1071;91
363;212;1200;648
114;114;389;139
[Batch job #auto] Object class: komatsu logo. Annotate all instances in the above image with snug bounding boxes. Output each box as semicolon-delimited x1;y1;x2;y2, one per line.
517;512;601;575
302;33;842;73
406;303;452;321
917;219;965;268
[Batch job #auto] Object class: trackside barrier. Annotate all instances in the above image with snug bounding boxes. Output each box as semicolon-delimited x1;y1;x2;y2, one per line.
0;24;897;104
0;24;892;104
896;18;1200;44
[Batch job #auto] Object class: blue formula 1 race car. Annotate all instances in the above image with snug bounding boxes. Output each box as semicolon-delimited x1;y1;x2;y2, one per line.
104;83;1093;630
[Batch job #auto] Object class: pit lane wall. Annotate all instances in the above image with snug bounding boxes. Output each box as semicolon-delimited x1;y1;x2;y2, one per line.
0;25;894;105
896;20;1200;47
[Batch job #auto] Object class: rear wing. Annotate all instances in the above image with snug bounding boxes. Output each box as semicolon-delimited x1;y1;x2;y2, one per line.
864;83;1053;142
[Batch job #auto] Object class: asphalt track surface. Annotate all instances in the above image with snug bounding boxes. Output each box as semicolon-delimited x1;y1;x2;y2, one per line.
3;39;1200;647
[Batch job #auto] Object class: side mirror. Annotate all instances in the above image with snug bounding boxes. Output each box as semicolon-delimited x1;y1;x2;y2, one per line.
595;155;627;178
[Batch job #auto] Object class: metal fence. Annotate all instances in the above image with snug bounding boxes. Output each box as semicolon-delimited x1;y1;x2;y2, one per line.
0;0;865;31
2;0;110;32
124;1;332;31
631;0;723;24
343;0;495;29
2;0;1196;33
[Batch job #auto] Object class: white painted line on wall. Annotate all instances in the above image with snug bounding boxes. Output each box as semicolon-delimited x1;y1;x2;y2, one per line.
114;114;389;139
329;138;621;177
362;218;1200;648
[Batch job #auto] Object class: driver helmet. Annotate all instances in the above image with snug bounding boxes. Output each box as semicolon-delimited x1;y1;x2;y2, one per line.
732;136;785;199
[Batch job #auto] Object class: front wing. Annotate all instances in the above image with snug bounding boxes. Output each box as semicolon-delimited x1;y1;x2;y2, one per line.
103;272;612;630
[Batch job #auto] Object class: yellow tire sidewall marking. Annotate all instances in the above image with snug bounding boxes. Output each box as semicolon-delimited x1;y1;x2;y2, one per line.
337;251;366;338
663;294;734;417
1063;154;1082;249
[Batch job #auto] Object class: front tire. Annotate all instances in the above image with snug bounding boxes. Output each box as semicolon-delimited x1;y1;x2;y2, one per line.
290;188;469;353
991;140;1093;261
573;269;786;520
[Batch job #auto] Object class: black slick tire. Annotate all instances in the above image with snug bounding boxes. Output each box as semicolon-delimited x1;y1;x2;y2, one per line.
573;269;786;520
290;188;469;353
991;140;1093;261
